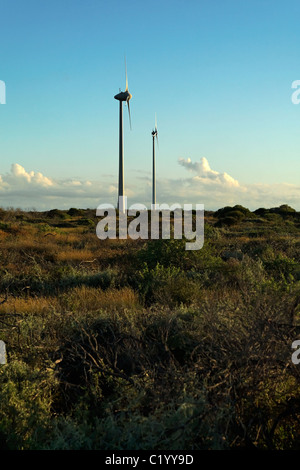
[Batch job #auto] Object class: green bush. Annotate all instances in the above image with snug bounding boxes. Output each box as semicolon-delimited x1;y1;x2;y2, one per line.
46;209;68;219
215;205;252;219
137;239;190;270
0;360;57;449
263;254;300;282
67;208;85;217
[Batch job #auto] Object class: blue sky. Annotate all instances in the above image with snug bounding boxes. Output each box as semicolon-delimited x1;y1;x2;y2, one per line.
0;0;300;210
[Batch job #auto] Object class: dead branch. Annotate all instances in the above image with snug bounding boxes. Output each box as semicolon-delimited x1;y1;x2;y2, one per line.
79;259;97;266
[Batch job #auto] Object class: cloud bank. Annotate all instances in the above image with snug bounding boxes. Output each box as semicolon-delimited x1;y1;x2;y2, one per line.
0;160;299;211
0;163;116;210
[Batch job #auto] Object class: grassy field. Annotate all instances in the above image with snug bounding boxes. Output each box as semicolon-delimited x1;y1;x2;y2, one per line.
0;204;300;450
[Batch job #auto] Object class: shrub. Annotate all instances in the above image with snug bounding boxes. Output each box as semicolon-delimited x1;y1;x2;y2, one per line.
263;254;300;282
0;360;56;449
77;219;95;227
272;205;296;216
215;205;252;219
46;209;68;219
67;208;84;217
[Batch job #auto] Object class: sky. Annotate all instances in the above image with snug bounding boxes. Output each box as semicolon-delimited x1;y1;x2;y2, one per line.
0;0;300;211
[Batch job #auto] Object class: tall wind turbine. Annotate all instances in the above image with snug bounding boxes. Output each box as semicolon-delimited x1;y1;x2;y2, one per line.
151;114;158;208
114;58;132;213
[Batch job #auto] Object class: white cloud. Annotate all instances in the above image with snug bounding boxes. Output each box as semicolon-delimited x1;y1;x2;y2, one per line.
9;163;54;187
178;157;240;187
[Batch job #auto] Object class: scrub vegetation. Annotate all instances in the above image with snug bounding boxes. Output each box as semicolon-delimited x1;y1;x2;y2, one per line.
0;204;300;450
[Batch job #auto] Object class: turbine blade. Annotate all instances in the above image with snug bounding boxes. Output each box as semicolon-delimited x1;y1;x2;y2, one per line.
127;98;131;129
155;113;157;132
156;133;159;149
125;56;128;91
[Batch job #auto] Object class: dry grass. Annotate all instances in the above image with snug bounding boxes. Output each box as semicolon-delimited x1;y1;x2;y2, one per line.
0;286;140;316
0;295;59;315
0;230;9;240
2;239;57;253
56;248;96;263
54;233;82;244
63;285;140;312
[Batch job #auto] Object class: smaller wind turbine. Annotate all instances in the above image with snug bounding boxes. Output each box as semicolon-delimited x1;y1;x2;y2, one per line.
151;114;158;208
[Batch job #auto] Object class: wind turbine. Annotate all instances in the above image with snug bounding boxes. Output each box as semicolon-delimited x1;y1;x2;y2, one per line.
114;58;132;213
151;114;158;208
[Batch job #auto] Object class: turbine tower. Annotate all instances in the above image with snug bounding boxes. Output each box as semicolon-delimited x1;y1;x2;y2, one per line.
114;58;132;213
151;114;158;208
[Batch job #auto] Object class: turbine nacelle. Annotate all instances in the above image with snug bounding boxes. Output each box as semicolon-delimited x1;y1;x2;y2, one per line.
152;113;158;140
114;90;132;102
